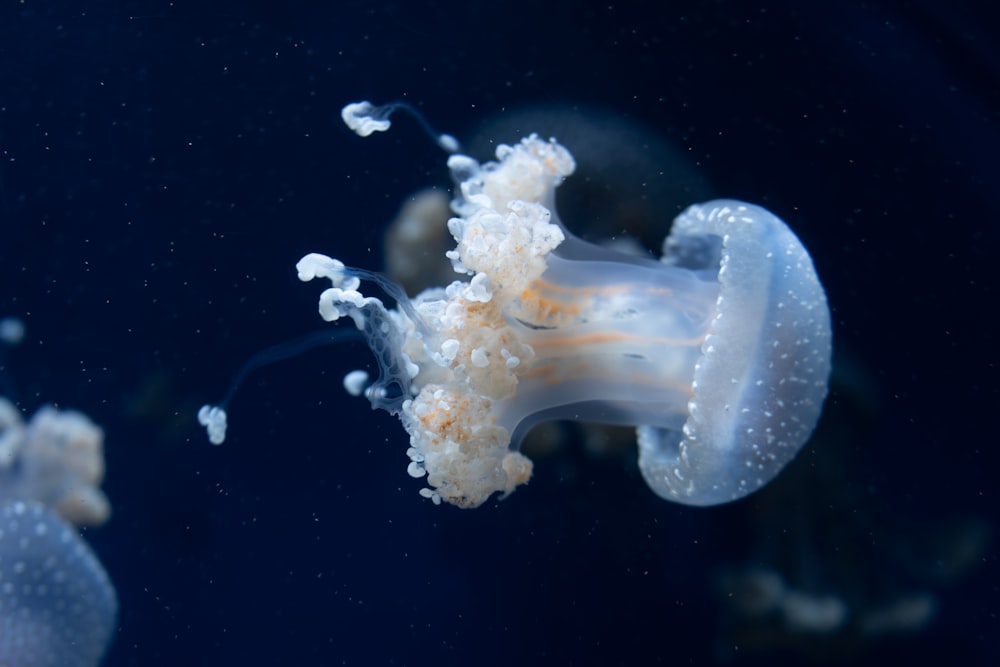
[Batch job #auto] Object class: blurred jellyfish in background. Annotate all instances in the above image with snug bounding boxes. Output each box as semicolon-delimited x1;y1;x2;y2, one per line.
467;105;715;249
202;101;833;508
710;352;992;661
384;104;715;297
0;317;117;667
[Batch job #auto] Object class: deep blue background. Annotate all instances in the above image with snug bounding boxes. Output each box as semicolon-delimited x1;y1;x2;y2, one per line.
1;1;996;665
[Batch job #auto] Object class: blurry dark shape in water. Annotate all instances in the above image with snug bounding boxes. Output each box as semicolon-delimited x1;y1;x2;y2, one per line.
383;189;454;296
712;347;990;662
0;316;26;400
384;104;715;296
467;104;714;251
123;367;206;447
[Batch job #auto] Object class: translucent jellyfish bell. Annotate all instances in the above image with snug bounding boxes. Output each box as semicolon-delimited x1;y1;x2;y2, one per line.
204;103;832;509
0;397;117;666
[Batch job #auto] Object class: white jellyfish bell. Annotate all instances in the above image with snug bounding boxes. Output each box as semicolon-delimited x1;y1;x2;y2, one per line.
202;101;832;509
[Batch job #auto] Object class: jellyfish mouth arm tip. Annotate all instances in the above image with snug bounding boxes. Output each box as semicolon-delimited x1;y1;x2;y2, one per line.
341;101;391;137
296;253;361;290
198;404;228;445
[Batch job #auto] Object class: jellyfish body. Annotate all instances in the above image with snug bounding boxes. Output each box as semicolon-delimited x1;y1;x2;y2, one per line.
0;397;117;666
296;128;831;508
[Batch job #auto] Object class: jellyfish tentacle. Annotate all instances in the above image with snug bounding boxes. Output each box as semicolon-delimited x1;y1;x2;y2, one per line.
197;328;367;445
341;100;460;153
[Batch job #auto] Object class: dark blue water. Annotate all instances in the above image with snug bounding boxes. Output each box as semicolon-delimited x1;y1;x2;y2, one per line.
1;1;996;665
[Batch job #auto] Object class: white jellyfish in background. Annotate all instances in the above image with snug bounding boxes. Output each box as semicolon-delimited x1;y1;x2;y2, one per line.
0;320;116;667
202;101;832;509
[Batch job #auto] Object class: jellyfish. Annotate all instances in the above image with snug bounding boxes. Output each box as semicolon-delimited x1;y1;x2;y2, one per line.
202;102;832;509
0;329;117;667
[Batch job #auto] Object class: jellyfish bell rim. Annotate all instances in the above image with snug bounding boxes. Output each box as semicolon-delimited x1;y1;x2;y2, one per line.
637;200;833;506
